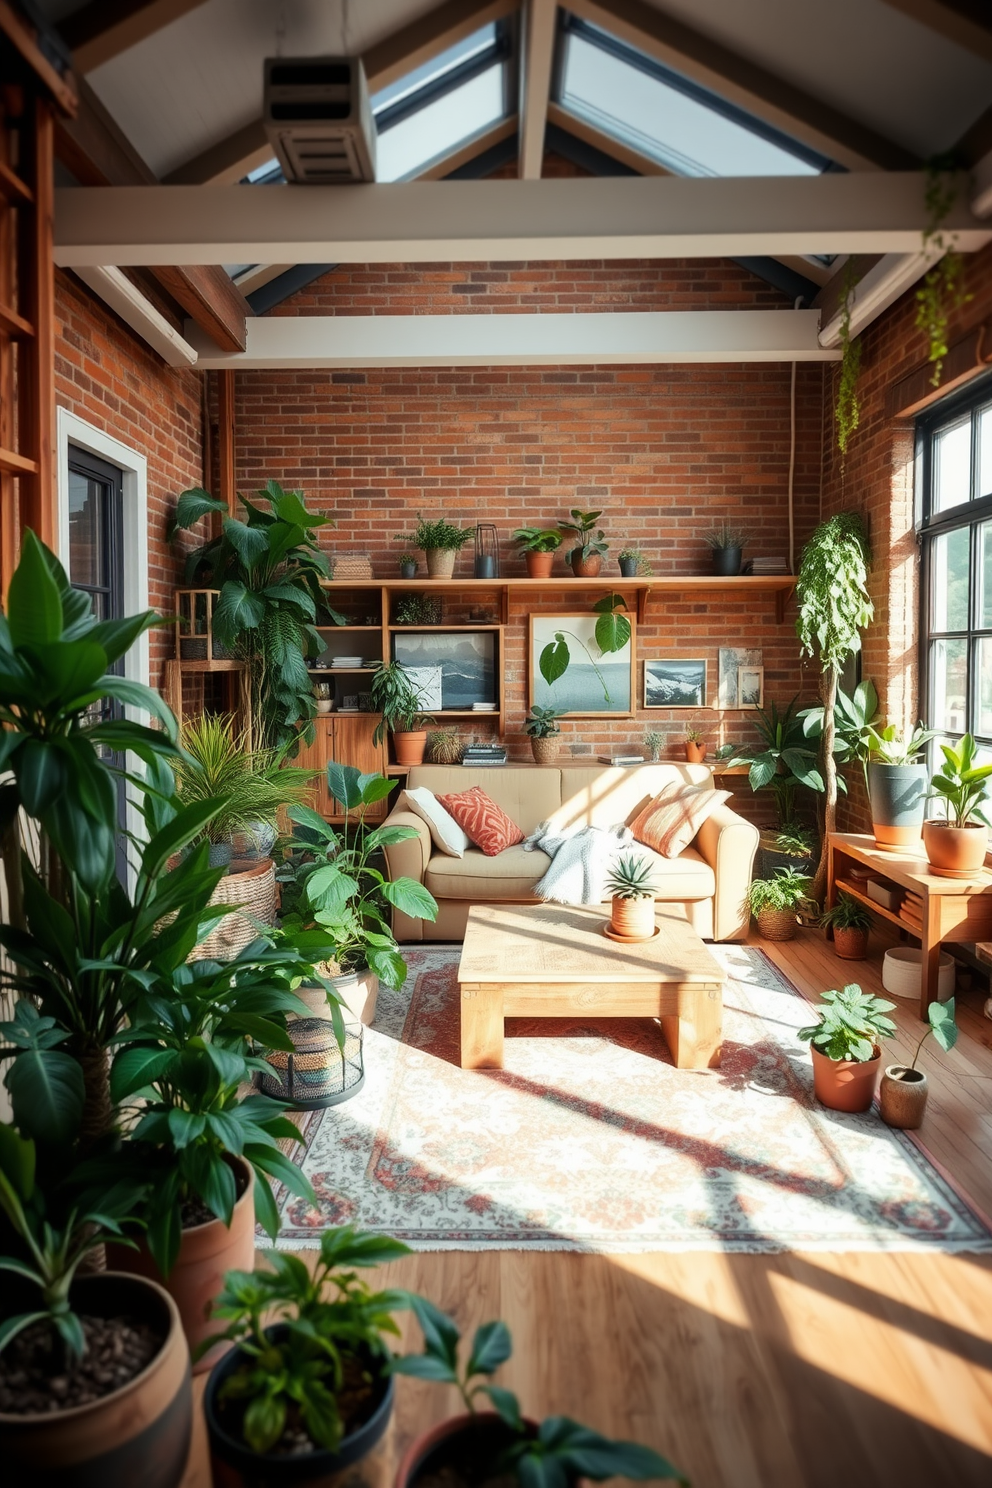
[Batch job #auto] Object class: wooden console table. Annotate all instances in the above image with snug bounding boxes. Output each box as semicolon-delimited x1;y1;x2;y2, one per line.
827;833;992;1019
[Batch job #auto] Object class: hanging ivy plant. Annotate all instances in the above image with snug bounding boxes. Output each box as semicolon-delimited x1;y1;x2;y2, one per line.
915;155;972;387
835;265;861;459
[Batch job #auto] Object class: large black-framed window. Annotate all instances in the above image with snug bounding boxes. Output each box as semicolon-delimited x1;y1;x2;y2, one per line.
917;374;992;768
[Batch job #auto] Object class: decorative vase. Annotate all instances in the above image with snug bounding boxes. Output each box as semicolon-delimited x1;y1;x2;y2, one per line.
922;819;989;878
868;762;928;850
570;551;602;578
293;969;379;1026
833;924;869;960
474;553;497;578
425;549;456;579
618;557;638;577
685;741;707;764
879;1065;929;1129
207;841;232;871
525;550;555;578
609;895;656;940
810;1045;880;1113
316;697;333;714
393;729;428;767
400;561;417;579
755;906;798;941
711;546;742;576
0;1273;191;1488
531;735;560;764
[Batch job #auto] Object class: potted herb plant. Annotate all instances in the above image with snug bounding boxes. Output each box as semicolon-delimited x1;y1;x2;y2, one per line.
511;526;562;578
880;998;957;1130
643;729;664;763
923;733;992;876
370;661;436;767
604;853;660;941
618;547;651;578
820;893;873;960
684;724;706;764
405;513;475;579
393;1296;686;1487
523;705;564;764
560;508;608;578
399;552;419;579
0;1124;192;1488
866;722;936;850
704;523;749;577
797;983;896;1113
202;1227;413;1484
747;868;813;942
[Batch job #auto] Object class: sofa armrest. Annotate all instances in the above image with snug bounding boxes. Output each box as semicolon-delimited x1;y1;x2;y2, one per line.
693;804;760;942
380;809;433;943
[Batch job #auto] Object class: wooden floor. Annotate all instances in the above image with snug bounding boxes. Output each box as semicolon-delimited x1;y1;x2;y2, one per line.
182;923;992;1487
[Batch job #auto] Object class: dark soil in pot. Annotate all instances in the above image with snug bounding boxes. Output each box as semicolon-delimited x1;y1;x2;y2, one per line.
0;1311;161;1415
405;1415;555;1488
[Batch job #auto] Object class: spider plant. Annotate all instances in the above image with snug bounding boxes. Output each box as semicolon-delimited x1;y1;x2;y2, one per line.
173;714;317;849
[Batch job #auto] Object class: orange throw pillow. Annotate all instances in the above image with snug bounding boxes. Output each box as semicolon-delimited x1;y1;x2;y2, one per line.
630;783;730;859
436;786;524;857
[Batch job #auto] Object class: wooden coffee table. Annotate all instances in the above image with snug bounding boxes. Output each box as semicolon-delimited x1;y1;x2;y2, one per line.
457;903;724;1071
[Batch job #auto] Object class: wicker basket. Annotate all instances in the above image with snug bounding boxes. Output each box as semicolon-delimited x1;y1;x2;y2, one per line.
531;735;561;764
755;906;799;942
330;554;374;580
193;860;277;960
257;1017;365;1109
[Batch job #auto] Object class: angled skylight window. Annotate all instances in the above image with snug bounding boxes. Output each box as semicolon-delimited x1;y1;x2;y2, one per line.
556;16;833;178
372;21;512;182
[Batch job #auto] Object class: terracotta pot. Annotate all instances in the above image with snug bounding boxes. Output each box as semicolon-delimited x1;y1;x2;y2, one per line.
685;741;707;764
923;819;989;877
833;924;869;960
0;1272;191;1488
570;551;602;578
424;549;456;579
525;550;555;578
110;1157;255;1374
395;1412;545;1488
610;895;656;940
755;905;798;942
531;734;560;764
392;729;428;767
879;1065;929;1129
810;1045;880;1113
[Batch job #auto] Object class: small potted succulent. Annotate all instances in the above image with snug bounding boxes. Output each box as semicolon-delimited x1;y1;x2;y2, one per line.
370;661;436;766
880;998;957;1130
524;705;564;764
643;729;664;763
560;508;608;578
923;733;992;877
683;723;706;764
797;983;897;1113
398;551;419;579
704;523;749;577
617;547;651;578
820;893;873;960
393;1297;686;1487
603;852;660;941
405;513;475;579
747;868;813;942
866;722;936;850
512;526;562;578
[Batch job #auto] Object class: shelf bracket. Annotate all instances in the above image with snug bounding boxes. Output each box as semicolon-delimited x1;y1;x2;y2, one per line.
776;584;795;625
636;586;648;625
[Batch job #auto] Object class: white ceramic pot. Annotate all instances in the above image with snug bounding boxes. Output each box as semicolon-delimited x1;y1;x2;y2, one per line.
882;946;955;1001
296;968;379;1026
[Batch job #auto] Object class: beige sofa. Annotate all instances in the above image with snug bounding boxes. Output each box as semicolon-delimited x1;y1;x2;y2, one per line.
381;763;759;943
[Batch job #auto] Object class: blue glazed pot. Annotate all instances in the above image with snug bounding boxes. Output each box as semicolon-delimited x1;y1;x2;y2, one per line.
868;763;928;850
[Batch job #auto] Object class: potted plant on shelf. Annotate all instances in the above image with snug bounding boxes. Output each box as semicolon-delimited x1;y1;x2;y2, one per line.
880;998;957;1130
820;893;873;960
427;726;462;764
511;526;562;578
393;1296;686;1487
684;724;706;764
370;661;436;767
747;868;813;942
405;513;475;579
865;722;936;850
704;523;749;577
644;729;664;762
797;983;896;1113
399;552;419;579
560;508;608;578
0;1123;192;1488
617;547;651;578
923;733;992;877
202;1227;414;1484
604;853;661;941
523;705;564;763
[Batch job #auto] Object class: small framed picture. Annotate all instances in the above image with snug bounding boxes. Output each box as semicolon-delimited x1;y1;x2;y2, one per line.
643;658;707;709
738;665;764;709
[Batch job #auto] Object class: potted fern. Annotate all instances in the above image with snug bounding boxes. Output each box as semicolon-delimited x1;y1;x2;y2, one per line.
923;733;992;877
797;983;896;1113
747;868;813;942
406;513;475;579
820;893;873;960
604;853;661;941
512;526;562;578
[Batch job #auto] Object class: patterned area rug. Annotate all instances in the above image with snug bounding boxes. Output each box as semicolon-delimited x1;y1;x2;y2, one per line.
275;945;992;1253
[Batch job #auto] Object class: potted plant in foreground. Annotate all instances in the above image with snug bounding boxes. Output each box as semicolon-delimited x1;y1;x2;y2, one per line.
604;854;660;941
370;661;436;767
880;998;957;1130
684;723;706;764
524;705;564;763
747;868;813;943
512;526;562;578
704;523;749;577
560;508;608;578
405;513;475;579
923;733;992;877
820;893;873;961
393;1296;687;1486
797;984;896;1113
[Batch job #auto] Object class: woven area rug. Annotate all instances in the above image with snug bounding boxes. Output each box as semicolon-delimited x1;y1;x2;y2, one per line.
274;944;992;1253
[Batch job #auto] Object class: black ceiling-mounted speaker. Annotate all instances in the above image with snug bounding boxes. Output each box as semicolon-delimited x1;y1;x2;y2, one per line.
263;56;376;183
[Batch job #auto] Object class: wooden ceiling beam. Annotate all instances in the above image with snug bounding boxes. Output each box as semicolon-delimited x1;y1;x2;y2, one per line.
59;0;209;74
0;0;77;115
877;1;992;64
518;0;557;179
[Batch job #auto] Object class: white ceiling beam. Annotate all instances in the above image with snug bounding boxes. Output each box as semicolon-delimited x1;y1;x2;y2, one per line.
185;309;839;369
519;0;558;179
53;175;992;267
364;0;521;92
74;265;197;365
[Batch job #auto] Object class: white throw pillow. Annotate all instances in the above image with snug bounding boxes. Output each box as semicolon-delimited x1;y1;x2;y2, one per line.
401;787;470;858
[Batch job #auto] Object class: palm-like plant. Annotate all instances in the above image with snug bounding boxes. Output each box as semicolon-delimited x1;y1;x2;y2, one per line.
604;854;660;900
174;714;317;847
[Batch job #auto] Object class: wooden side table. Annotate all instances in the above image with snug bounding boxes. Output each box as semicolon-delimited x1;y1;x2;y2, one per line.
827;833;992;1019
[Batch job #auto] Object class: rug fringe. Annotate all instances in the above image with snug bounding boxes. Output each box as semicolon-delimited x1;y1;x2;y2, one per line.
275;1236;992;1255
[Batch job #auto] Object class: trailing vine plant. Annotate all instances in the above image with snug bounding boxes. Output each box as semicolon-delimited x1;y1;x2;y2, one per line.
915;155;972;387
835;263;862;459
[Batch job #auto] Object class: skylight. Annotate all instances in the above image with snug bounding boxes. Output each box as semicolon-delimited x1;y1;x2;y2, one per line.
556;16;833;178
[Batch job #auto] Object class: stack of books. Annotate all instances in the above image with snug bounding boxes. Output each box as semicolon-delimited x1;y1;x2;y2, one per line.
598;753;645;766
751;557;790;575
899;889;924;932
462;744;507;767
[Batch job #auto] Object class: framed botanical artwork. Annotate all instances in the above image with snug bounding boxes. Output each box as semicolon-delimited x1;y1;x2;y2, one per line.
717;647;762;709
529;614;636;717
392;631;496;710
643;658;708;709
738;664;764;709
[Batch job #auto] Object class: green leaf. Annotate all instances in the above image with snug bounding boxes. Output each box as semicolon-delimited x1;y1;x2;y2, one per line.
243;1391;286;1455
409;1295;461;1370
467;1319;512;1377
540;637;569;686
391;1353;459;1383
593;609;631;655
214;579;266;636
167;1108;207;1149
141;800;225;880
110;1046;177;1102
482;1384;524;1431
7;531;63;648
357;772;396;806
100;675;179;738
380;878;438;922
0;1312;49;1355
928;998;958;1054
0;1123;35;1201
172;487;228;533
5;1047;84;1147
325;761;364;810
287;803;337;839
223;517;271;571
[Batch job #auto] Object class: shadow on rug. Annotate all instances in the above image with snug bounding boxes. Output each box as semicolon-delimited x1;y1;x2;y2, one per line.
273;945;992;1253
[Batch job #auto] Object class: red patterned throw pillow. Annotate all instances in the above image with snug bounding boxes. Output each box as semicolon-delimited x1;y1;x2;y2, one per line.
436;786;524;857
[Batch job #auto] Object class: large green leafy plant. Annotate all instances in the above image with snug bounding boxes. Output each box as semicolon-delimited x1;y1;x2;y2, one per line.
797;984;896;1063
172;481;341;750
719;698;822;829
369;662;435;745
927;733;992;827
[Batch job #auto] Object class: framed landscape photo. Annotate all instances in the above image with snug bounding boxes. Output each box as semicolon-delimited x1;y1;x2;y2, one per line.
529;614;635;717
718;647;762;708
643;658;707;709
738;664;764;709
392;631;496;710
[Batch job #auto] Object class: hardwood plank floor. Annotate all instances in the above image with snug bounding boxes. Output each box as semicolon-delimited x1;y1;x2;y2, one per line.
182;926;992;1487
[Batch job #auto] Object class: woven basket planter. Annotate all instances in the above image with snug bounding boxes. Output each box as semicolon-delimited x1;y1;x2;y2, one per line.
531;735;561;764
194;859;276;961
755;906;799;942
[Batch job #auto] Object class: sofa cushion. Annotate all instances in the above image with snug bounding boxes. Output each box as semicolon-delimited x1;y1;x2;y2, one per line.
635;844;715;900
437;786;525;856
400;787;469;857
425;845;552;900
631;783;731;858
551;764;713;833
406;766;560;836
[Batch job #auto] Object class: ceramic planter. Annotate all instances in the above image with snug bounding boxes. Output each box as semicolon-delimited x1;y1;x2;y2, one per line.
206;1332;394;1487
525;550;555;578
400;562;418;579
711;547;742;577
395;1412;545;1488
923;819;989;877
754;906;798;942
296;969;379;1026
618;557;638;577
531;734;560;764
570;551;602;578
879;1065;929;1129
810;1045;880;1113
392;730;428;767
110;1157;255;1374
0;1273;191;1488
610;895;656;940
684;741;707;764
868;762;928;850
424;549;456;579
833;925;869;960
